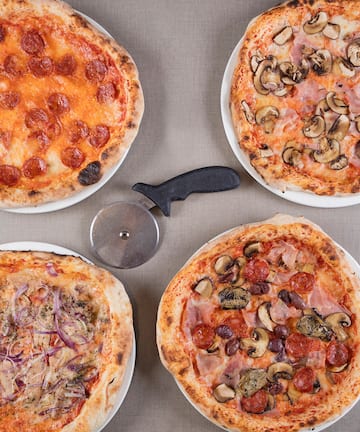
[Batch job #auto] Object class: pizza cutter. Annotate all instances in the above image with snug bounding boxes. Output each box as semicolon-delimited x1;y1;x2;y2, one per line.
90;166;240;268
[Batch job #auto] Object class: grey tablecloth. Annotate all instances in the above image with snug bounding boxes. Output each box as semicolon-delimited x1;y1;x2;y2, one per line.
2;1;360;431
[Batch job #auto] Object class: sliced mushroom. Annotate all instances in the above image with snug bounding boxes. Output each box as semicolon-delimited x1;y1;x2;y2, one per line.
286;382;301;404
309;49;332;75
194;278;213;298
207;340;220;354
273;26;293;45
279;60;309;85
236;256;247;269
313;138;340;163
347;39;360;67
315;98;330;116
258;302;275;332
244;241;261;258
282;147;303;167
296;315;332;341
214;255;233;274
213;383;236;402
329;154;348;170
274;87;289;97
241;100;255;124
302;115;326;138
250;51;265;73
327;115;350;141
326;92;349;115
253;57;278;95
218;287;250;310
327;363;348;373
312;379;321;393
303;11;328;34
333;57;355;78
255;106;280;134
236;368;267;398
240;328;269;358
355;140;360;158
267;362;294;382
259;144;274;158
323;23;340;40
218;263;240;284
324;312;351;342
355;116;360;134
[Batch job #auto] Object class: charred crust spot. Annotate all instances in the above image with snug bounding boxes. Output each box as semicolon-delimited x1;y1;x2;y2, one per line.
243;135;250;141
127;121;136;129
299;422;305;428
121;55;129;64
329;255;337;261
134;82;140;89
78;161;101;186
287;0;300;6
101;150;109;160
178;367;187;376
166;316;173;326
108;377;115;385
249;153;256;160
117;352;123;365
28;190;39;196
307;417;317;426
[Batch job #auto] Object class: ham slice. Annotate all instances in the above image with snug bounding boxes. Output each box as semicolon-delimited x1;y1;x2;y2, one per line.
196;353;222;383
266;240;299;270
182;298;215;339
270;299;302;324
308;283;344;316
272;270;297;285
307;349;326;369
242;310;257;328
220;357;242;388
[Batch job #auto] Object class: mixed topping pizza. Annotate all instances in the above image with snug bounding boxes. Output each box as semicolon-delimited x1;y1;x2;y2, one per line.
0;251;132;432
0;0;143;207
231;0;360;195
157;215;360;432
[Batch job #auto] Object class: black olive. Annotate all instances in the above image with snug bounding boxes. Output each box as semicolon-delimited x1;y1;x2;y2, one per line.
268;382;283;395
278;289;291;305
268;338;284;353
274;325;290;339
78;161;102;186
225;338;240;356
249;282;270;295
215;325;233;339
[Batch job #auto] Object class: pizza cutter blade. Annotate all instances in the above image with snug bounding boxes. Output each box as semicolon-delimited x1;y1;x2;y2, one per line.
90;166;240;269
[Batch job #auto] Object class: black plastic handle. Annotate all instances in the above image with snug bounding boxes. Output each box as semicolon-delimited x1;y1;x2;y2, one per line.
132;166;240;216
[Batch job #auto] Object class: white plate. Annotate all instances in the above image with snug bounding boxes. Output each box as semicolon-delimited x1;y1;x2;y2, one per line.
5;11;140;214
173;229;360;432
220;26;360;208
0;241;136;431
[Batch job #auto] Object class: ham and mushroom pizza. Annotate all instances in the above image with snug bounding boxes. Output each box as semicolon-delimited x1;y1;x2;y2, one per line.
230;0;360;196
0;251;133;432
157;214;360;432
0;0;143;208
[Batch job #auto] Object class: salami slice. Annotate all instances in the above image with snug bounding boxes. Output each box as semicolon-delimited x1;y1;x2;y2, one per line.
88;125;110;148
22;157;47;178
326;342;349;367
0;165;21;186
243;258;269;283
28;56;54;77
47;93;70;115
21;30;45;55
290;272;315;293
97;83;117;104
241;390;268;414
0;92;20;110
293;367;316;393
4;55;23;76
191;324;215;349
61;147;85;169
69;120;89;143
85;59;107;82
55;54;77;76
25;109;49;129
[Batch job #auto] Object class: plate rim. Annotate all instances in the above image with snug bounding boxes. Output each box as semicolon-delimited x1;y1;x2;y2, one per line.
172;222;360;432
4;11;140;215
220;23;360;209
0;240;136;432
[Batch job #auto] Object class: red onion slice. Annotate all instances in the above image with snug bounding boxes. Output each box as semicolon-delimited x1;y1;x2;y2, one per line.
46;262;58;277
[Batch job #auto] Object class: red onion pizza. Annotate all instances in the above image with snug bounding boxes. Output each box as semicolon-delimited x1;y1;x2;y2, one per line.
0;251;133;432
157;214;360;432
230;0;360;195
0;0;143;207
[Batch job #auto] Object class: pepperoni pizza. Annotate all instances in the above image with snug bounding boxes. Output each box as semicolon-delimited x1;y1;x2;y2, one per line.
0;0;143;207
230;0;360;196
157;214;360;432
0;250;133;432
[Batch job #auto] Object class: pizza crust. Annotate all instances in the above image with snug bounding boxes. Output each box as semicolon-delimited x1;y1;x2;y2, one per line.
0;251;133;432
230;0;360;196
0;0;144;207
157;214;360;432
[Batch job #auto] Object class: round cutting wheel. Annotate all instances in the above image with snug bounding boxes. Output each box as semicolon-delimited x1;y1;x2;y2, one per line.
90;202;160;268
